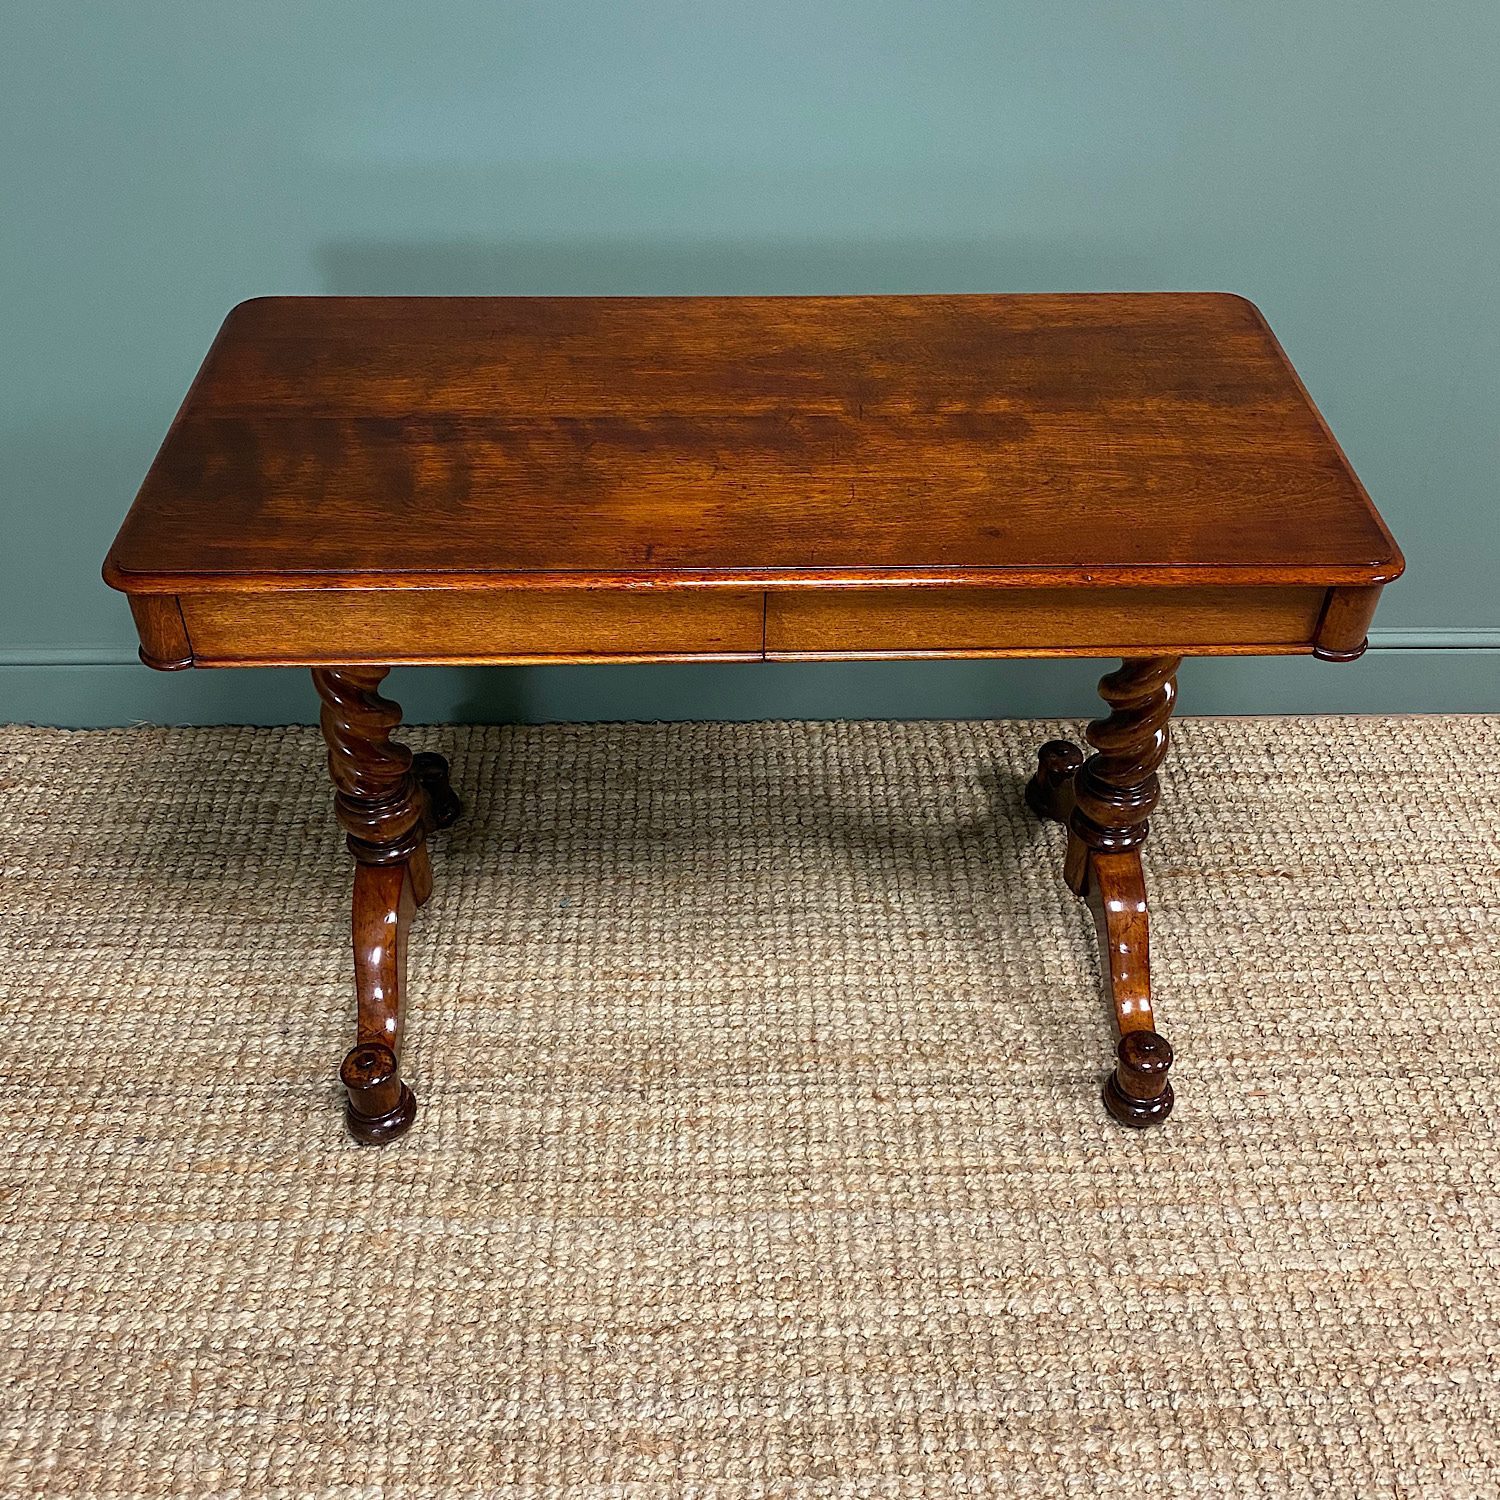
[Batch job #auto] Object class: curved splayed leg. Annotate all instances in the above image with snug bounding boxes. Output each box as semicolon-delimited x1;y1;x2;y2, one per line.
312;666;461;1144
1026;657;1181;1128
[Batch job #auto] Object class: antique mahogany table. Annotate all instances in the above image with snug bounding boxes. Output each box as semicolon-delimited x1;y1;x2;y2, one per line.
104;294;1403;1143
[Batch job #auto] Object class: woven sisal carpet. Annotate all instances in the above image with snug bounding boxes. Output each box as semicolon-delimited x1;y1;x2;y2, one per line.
2;716;1498;1497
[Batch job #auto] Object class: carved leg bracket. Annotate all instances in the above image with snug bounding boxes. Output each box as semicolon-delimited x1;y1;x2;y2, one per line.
1025;658;1181;1128
313;666;462;1144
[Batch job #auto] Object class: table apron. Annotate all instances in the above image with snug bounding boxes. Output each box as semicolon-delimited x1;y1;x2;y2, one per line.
149;582;1372;667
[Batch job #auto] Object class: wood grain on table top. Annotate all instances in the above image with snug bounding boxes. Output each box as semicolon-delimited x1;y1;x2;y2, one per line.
103;294;1403;594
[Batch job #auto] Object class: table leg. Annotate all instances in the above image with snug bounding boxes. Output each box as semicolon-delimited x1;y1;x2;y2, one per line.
311;666;462;1144
1025;656;1181;1127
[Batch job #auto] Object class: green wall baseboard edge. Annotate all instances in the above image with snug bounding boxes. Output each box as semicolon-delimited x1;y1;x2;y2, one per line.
3;640;1497;726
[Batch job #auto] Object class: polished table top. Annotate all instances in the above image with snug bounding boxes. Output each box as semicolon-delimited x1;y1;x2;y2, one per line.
104;294;1402;595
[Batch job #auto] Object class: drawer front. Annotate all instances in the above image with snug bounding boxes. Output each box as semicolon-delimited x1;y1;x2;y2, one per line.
179;588;765;665
766;586;1327;656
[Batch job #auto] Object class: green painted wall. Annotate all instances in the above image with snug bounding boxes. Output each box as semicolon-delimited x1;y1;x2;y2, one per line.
4;1;1497;725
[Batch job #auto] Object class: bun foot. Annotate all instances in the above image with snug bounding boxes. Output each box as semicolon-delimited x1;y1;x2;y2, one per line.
1025;739;1084;823
413;751;462;831
341;1042;418;1145
1102;1030;1174;1128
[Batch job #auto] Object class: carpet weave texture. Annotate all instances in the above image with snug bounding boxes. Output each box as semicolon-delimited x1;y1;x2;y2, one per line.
2;716;1498;1498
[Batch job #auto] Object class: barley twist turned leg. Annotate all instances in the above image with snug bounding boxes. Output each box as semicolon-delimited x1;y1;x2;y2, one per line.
312;666;461;1144
1026;656;1181;1128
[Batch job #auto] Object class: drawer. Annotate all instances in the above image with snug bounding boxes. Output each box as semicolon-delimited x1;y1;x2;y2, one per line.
765;586;1327;657
178;587;765;666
